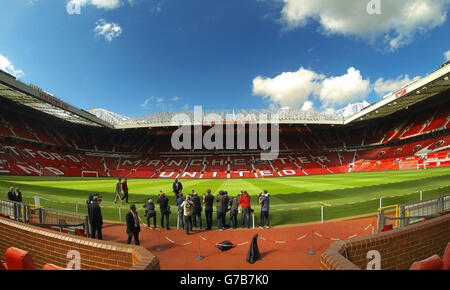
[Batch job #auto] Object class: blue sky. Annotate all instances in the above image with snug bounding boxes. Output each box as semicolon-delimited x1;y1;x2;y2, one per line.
1;0;450;117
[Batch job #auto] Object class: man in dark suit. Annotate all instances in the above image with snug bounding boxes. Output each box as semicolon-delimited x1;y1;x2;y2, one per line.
15;188;22;203
126;204;140;245
7;187;15;201
88;196;103;240
203;189;214;230
216;191;230;231
157;191;171;230
7;187;18;220
172;179;183;199
192;192;202;229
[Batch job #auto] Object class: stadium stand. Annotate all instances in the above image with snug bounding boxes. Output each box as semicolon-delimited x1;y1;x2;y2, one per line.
0;248;64;270
0;64;449;179
0;216;160;270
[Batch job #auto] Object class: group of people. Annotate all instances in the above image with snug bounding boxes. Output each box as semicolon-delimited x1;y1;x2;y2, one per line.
215;189;271;231
86;178;271;246
87;193;141;246
166;179;272;234
7;187;22;203
6;186;23;219
135;179;272;236
114;177;129;204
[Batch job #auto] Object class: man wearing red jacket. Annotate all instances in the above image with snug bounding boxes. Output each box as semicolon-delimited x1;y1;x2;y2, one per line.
239;191;251;228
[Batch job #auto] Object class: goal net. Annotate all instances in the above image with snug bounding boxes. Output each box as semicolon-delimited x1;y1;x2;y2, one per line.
81;171;99;178
398;160;418;170
422;159;448;170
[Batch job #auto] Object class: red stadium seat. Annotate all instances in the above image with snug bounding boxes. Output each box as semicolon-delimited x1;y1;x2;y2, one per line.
0;214;11;220
75;229;87;237
41;263;65;270
5;247;37;270
443;243;450;271
0;261;7;270
409;255;443;270
380;224;393;232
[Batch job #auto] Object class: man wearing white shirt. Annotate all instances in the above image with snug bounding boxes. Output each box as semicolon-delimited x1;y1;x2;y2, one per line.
114;178;122;203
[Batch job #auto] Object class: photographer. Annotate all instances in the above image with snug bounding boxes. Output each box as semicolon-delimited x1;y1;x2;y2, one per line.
239;191;251;229
259;190;270;229
157;191;171;230
176;192;185;229
203;189;214;230
143;198;157;228
216;190;229;231
87;193;100;205
229;194;239;229
180;194;194;235
192;191;203;229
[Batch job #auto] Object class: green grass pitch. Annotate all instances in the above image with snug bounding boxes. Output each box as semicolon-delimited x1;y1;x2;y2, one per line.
1;167;450;227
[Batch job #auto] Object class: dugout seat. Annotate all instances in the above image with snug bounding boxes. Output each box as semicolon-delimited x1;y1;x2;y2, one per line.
443;243;450;271
75;229;87;237
409;254;443;270
41;263;65;270
380;224;393;232
5;247;37;270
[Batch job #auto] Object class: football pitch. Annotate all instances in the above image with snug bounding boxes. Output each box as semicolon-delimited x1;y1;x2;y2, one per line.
1;167;450;226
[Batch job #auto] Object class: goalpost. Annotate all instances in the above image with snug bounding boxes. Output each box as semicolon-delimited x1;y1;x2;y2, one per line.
398;160;419;170
81;171;99;178
422;160;445;170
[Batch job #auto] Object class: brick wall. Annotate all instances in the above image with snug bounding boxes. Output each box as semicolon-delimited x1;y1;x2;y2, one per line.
0;217;160;270
321;214;450;270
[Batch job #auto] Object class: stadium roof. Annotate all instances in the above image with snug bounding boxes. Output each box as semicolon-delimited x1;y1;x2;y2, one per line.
345;63;450;124
1;62;449;129
90;108;345;129
0;71;113;128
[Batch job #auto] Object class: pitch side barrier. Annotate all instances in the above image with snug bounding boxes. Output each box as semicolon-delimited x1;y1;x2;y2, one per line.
0;198;90;236
377;193;450;232
0;199;29;223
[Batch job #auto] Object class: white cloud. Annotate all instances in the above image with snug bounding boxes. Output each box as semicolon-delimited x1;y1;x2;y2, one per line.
252;67;325;108
374;74;421;96
141;96;185;112
300;100;314;111
252;67;370;110
445;50;450;61
141;96;163;108
0;54;24;78
323;107;336;115
279;0;450;50
67;0;122;10
140;99;150;108
151;0;165;13
94;19;122;41
318;67;371;107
